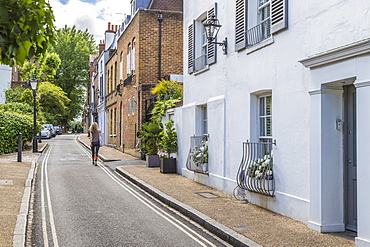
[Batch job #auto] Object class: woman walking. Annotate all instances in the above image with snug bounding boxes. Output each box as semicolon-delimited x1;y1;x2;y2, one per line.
89;122;101;166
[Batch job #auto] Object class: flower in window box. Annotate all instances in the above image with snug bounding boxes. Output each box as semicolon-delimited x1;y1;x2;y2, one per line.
191;141;208;167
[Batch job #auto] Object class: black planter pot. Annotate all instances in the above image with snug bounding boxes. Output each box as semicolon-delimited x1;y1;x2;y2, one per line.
160;158;177;173
146;155;160;167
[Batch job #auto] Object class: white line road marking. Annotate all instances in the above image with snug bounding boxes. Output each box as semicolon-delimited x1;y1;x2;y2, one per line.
76;139;216;247
40;145;59;247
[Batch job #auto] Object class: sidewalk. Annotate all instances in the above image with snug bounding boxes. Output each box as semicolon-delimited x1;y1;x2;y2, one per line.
0;143;46;247
79;134;355;247
0;136;355;247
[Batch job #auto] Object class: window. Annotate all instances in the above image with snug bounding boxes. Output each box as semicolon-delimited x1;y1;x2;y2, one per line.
126;44;131;75
258;95;272;142
127;99;131;116
120;52;123;81
235;0;288;51
131;39;136;74
131;96;135;115
188;3;217;74
201;105;208;135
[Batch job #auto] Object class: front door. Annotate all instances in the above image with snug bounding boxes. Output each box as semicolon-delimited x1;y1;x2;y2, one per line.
344;84;357;232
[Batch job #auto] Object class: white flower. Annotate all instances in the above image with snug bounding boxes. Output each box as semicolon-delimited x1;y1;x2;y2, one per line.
266;170;273;176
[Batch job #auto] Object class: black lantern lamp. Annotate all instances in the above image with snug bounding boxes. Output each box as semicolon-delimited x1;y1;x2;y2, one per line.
30;76;38;153
204;15;227;55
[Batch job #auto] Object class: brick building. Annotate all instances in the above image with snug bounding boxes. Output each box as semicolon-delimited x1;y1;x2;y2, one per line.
105;0;183;157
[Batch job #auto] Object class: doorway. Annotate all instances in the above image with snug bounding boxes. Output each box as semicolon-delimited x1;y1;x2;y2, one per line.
344;84;357;232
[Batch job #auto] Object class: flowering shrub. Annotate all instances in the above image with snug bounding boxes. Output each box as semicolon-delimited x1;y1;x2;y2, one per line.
191;141;208;166
158;151;168;158
247;154;273;180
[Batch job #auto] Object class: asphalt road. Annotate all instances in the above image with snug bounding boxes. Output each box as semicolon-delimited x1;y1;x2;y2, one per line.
30;134;229;247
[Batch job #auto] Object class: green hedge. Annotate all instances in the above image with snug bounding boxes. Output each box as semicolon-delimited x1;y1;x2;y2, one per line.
0;111;34;154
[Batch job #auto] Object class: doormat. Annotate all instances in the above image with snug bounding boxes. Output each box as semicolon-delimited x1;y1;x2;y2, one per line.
196;192;220;198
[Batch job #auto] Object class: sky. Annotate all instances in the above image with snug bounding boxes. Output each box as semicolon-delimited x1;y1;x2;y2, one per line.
49;0;131;44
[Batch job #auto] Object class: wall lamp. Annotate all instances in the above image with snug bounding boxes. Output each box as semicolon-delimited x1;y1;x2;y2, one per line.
204;15;227;55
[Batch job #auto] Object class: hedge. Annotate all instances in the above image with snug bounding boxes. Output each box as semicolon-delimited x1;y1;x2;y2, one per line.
0;111;34;154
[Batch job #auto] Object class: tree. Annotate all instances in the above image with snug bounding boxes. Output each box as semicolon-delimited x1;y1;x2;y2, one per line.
151;79;183;100
38;82;70;125
48;26;97;124
0;0;55;66
18;52;61;82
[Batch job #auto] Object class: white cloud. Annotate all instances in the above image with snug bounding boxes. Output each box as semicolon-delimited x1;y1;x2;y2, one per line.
49;0;131;44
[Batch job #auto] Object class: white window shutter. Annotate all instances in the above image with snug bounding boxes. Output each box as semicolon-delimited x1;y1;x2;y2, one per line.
271;0;288;34
235;0;247;51
207;2;217;65
187;21;195;74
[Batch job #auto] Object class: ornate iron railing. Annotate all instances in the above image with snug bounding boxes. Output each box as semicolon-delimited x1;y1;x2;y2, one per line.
246;18;271;47
186;134;209;174
236;140;276;197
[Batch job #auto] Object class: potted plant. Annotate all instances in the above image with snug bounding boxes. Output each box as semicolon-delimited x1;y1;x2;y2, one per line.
139;121;162;167
190;140;208;172
159;119;177;173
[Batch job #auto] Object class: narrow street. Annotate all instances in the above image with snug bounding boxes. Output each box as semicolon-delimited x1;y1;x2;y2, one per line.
30;134;229;246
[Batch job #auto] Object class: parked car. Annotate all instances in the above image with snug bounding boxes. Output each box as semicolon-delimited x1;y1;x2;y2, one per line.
54;126;62;135
40;126;52;139
42;124;56;137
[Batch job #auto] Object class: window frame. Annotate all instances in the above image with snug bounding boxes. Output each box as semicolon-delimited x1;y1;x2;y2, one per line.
258;95;272;142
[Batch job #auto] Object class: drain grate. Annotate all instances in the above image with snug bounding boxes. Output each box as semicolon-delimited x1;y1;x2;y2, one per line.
235;226;251;231
196;192;220;198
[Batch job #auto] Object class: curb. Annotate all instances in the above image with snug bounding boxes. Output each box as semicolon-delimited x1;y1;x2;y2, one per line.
13;143;49;247
115;167;261;247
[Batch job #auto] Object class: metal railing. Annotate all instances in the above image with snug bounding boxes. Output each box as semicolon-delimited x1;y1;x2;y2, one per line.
186;134;209;174
246;18;271;47
194;54;207;72
236;140;276;197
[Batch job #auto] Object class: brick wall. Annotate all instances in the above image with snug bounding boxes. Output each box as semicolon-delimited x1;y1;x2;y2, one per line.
109;9;183;157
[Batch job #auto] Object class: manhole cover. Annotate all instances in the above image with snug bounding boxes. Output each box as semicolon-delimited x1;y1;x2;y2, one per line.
0;179;13;185
196;192;220;198
235;226;250;231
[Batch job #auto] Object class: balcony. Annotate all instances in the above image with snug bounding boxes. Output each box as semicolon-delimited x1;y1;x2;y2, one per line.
246;18;271;47
124;74;133;87
236;140;276;197
186;134;209;174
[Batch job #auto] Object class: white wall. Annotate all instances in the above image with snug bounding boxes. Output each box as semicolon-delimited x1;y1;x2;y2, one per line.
0;65;12;104
181;1;370;243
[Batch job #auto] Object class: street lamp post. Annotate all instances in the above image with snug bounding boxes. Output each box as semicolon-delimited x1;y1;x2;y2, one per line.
30;76;38;153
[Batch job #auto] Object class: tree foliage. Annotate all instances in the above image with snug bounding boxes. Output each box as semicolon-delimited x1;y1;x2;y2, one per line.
38;81;70;124
151;79;183;100
48;26;97;123
18;52;61;82
0;0;55;66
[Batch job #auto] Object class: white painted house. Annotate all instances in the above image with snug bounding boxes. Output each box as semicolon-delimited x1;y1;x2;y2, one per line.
0;64;12;104
175;0;370;245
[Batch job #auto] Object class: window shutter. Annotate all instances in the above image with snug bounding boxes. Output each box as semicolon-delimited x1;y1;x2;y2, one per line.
207;3;217;65
271;0;288;34
235;0;247;51
187;21;195;74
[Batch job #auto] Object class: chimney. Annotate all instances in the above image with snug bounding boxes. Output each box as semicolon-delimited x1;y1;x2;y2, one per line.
108;22;111;31
98;40;105;54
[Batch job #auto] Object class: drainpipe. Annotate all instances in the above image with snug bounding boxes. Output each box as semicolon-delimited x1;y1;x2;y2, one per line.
158;13;163;81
